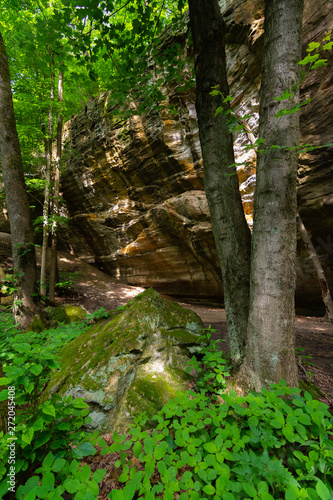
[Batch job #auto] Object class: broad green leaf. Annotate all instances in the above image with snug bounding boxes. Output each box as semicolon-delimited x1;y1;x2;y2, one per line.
41;471;55;490
72;442;96;458
52;458;67;472
222;493;235;500
0;390;9;401
92;469;107;483
242;482;257;498
57;422;71;431
64;478;80;494
72;398;88;408
306;42;321;52
133;441;142;458
23;488;38;500
261;493;275;500
316;480;330;500
22;476;40;492
154;443;167;460
78;464;91;483
109;489;124;499
323;41;333;50
121;440;132;451
22;427;34;444
312;59;328;69
282;424;295;443
204;442;217;453
42;404;56;417
270;419;283;429
33;431;52;450
42;451;54;470
14;342;31;353
275;89;293;101
203;484;215;495
145;460;155;477
299;53;319;65
258;482;269;494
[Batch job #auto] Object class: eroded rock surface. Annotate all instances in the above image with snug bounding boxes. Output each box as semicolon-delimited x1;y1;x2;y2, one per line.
58;0;332;309
47;288;204;433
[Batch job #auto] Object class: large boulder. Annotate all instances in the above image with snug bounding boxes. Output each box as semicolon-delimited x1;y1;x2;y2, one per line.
47;288;204;433
50;304;88;324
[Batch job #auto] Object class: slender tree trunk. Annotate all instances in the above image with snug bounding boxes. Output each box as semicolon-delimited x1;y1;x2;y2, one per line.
40;54;55;296
241;0;304;390
0;30;38;329
188;0;251;365
297;213;333;322
49;70;63;300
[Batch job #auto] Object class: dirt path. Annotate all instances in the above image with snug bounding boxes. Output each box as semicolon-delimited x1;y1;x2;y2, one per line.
179;302;333;407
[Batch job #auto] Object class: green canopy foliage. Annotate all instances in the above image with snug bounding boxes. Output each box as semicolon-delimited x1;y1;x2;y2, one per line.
0;0;191;178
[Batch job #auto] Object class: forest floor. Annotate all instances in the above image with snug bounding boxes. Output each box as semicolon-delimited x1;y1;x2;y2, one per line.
2;249;333;499
2;247;332;409
38;249;333;411
44;251;333;499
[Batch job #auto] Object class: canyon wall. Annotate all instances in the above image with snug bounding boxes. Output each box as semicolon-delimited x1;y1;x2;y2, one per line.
60;0;333;310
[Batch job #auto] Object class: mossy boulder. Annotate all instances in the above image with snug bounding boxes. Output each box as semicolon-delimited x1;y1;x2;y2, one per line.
46;288;205;433
50;304;88;324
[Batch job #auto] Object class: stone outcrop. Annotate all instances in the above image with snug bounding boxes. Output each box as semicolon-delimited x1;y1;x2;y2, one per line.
50;304;88;325
58;0;332;310
46;288;204;433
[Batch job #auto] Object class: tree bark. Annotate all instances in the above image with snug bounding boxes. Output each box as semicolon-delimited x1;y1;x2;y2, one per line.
0;30;38;329
297;213;333;322
49;70;63;301
188;0;251;365
241;0;304;390
40;53;55;296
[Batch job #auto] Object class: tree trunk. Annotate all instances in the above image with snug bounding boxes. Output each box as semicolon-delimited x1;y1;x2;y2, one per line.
49;70;63;301
0;30;38;329
188;0;251;365
40;54;55;296
241;0;304;390
297;213;333;322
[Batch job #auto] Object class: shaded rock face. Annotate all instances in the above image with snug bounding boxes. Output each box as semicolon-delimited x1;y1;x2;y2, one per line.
47;288;204;433
61;0;333;310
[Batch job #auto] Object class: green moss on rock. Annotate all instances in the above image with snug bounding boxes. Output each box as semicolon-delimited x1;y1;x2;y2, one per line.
46;288;204;434
50;304;88;324
29;314;47;333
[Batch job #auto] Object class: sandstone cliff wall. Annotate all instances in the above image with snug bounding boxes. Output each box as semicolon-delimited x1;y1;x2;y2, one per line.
60;0;333;310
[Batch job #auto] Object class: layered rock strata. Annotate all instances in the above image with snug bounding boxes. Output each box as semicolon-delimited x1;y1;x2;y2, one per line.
60;0;333;310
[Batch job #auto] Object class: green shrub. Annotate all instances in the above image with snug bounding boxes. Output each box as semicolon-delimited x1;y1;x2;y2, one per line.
0;312;106;499
102;329;333;500
186;329;231;399
1;316;332;500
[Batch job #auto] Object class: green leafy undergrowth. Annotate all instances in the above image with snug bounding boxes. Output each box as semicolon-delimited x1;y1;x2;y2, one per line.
0;311;107;499
102;335;333;500
186;329;231;400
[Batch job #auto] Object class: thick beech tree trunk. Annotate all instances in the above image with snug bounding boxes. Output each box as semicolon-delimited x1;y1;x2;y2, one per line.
241;0;304;390
49;70;63;300
297;214;333;322
188;0;251;365
0;30;38;329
